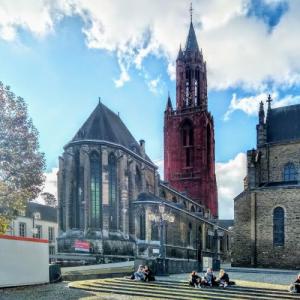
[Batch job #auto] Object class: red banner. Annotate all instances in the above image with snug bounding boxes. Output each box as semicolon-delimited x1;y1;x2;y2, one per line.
74;240;90;252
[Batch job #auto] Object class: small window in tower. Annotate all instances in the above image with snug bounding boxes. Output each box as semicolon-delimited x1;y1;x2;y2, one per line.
185;81;189;107
194;80;198;105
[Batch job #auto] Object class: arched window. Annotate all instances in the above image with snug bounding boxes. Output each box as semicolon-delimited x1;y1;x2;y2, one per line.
172;196;177;203
181;120;194;167
273;207;284;246
90;152;101;228
283;163;297;181
191;205;195;212
108;153;117;230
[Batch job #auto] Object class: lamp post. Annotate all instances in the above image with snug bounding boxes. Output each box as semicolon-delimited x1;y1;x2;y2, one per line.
148;203;175;276
212;225;224;271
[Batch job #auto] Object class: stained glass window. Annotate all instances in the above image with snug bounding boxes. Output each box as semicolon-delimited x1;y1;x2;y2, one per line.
109;153;117;230
90;152;101;228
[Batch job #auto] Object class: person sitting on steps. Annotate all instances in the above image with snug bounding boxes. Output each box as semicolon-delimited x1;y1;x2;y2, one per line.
189;271;202;288
202;268;217;287
130;265;145;281
143;265;155;282
289;273;300;293
217;269;230;288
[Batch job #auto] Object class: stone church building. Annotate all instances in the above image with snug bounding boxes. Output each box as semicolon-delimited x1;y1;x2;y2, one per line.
57;16;230;272
233;96;300;269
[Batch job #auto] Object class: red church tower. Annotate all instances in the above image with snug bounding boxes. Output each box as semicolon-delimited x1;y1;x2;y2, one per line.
164;17;218;218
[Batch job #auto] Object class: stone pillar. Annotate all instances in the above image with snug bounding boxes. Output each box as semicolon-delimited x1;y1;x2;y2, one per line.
250;192;257;266
64;150;74;231
202;223;207;250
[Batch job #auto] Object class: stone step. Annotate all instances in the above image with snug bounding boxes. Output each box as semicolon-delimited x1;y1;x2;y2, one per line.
92;280;298;300
69;278;300;300
110;279;298;299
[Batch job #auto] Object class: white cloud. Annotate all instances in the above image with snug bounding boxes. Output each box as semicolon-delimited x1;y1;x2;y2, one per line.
216;153;247;219
1;0;300;90
224;92;300;120
35;168;58;204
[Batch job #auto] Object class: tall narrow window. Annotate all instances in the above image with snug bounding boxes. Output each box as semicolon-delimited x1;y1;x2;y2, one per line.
135;166;142;192
140;212;146;240
195;67;200;106
185;68;191;107
151;222;159;240
19;222;26;237
181;120;194;167
108;153;117;230
273;207;284;246
187;223;192;246
283;163;297;181
90;152;101;228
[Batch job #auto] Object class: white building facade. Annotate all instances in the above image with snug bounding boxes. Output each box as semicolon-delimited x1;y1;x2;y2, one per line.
6;202;58;255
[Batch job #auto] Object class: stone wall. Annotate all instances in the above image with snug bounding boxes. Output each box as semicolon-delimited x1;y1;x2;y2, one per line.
233;187;300;269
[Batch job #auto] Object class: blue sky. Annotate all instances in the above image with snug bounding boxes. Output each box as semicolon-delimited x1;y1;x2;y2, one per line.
1;0;299;218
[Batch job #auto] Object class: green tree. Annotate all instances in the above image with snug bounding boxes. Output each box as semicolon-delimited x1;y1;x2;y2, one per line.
0;82;45;234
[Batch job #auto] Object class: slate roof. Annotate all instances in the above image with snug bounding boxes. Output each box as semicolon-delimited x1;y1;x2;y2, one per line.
215;219;234;230
25;202;57;223
71;102;152;163
184;22;199;53
267;104;300;143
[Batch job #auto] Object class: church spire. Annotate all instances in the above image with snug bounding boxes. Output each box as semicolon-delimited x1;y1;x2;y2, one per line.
184;3;199;53
177;44;184;60
166;92;173;112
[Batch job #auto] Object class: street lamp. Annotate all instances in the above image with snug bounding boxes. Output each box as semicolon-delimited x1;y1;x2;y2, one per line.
148;203;175;276
212;225;224;271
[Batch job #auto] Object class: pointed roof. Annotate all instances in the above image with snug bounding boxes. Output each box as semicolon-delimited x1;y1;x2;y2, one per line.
166;93;173;110
267;103;300;143
184;22;199;52
177;44;184;60
71;102;152;162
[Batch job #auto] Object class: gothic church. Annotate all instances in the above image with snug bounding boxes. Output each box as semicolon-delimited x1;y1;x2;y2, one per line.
57;14;229;272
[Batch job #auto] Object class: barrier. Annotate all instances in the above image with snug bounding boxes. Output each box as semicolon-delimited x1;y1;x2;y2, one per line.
0;235;49;287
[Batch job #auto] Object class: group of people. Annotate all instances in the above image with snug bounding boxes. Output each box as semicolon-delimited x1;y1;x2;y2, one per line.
189;268;231;289
130;265;300;294
130;265;155;282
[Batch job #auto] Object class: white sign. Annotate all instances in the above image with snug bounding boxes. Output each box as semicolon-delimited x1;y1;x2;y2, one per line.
153;248;160;254
203;256;213;269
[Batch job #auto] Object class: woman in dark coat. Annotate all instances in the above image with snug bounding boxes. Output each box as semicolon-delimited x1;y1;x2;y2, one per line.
189;271;202;288
143;265;155;282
